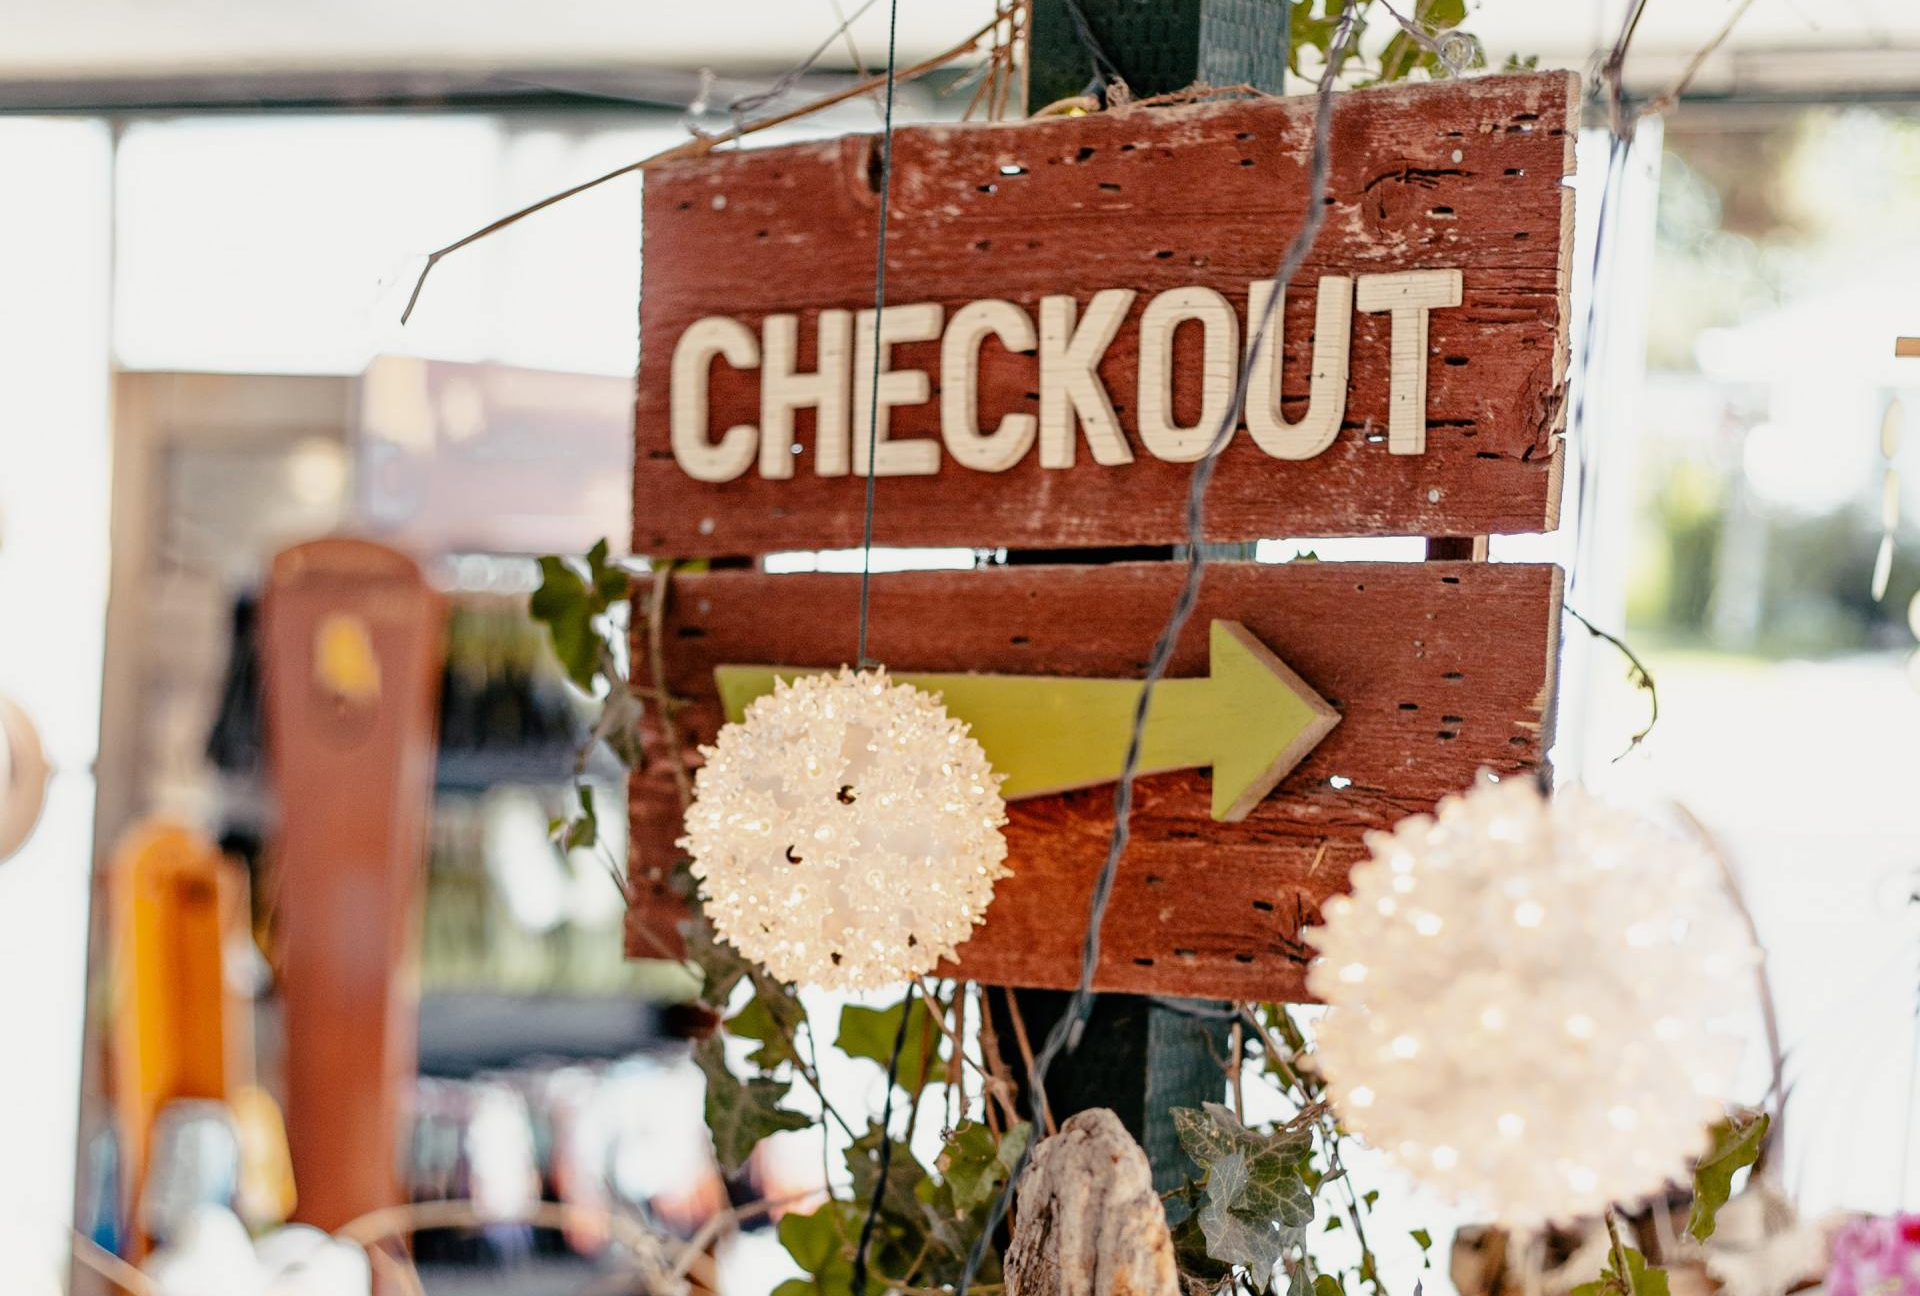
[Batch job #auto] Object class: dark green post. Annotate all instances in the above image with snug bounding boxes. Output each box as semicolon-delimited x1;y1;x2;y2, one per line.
1026;0;1289;109
985;0;1290;1207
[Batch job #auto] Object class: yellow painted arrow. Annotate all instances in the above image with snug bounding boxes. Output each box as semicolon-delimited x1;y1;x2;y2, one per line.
713;620;1340;822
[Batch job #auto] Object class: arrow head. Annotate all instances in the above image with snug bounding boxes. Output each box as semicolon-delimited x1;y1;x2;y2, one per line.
1206;620;1341;822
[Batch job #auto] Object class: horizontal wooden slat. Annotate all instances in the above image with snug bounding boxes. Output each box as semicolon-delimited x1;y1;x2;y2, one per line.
627;560;1562;1000
634;73;1578;557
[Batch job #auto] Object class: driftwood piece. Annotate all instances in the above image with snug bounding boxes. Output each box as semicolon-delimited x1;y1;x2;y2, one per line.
1006;1109;1179;1296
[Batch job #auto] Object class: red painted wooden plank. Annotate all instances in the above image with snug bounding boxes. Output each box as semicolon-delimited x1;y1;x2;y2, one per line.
634;73;1578;557
626;560;1561;1000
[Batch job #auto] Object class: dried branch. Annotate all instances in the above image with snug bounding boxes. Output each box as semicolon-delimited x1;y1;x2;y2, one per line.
1565;604;1659;761
399;9;1013;323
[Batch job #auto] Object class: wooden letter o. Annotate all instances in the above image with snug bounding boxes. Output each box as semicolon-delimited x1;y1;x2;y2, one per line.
1137;287;1240;462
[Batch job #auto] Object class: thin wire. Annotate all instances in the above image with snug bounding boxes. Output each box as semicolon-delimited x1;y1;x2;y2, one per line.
1058;0;1123;94
726;0;884;129
850;980;918;1296
957;3;1363;1287
855;0;901;668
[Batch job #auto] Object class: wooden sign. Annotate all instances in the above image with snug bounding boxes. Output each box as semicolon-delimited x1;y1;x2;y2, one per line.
261;538;445;1231
634;73;1577;554
628;74;1578;1001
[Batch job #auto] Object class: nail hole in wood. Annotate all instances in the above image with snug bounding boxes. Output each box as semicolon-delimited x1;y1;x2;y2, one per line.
1098;181;1122;192
1233;953;1256;964
1437;730;1459;740
1399;702;1419;710
1252;900;1274;912
1133;957;1155;967
1443;670;1465;680
1441;715;1464;724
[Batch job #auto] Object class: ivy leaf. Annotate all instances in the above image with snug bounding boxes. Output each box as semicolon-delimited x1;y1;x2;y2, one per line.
681;896;749;1005
1173;1209;1232;1287
1198;1151;1300;1293
593;676;648;771
1174;1104;1245;1165
529;539;631;694
936;1120;1031;1214
550;782;600;853
1174;1104;1315;1289
587;538;632;606
845;1121;964;1274
837;998;942;1093
529;556;600;691
725;982;806;1071
1173;1102;1314;1228
1689;1112;1770;1242
776;1200;862;1296
1315;1276;1346;1296
695;1035;808;1170
1573;1247;1669;1296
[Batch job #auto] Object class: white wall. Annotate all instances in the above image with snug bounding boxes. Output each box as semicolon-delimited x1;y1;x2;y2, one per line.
0;119;114;1293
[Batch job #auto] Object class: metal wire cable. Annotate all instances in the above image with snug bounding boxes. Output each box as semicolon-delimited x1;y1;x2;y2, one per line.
850;979;918;1296
956;4;1363;1288
855;0;901;668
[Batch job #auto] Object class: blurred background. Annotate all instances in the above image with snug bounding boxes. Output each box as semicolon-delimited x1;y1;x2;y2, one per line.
0;0;1917;1292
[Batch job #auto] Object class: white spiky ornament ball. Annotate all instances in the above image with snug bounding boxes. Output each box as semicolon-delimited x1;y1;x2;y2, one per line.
681;668;1009;990
1306;773;1758;1226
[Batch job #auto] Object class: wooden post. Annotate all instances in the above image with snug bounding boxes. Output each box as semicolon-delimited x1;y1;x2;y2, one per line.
989;2;1288;1198
1026;0;1288;110
260;538;445;1232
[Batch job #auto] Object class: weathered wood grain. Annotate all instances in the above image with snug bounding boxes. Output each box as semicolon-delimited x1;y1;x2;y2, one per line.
626;560;1561;1000
634;73;1578;558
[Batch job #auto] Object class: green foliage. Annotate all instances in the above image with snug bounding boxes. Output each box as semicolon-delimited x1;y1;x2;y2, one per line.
726;982;807;1071
528;539;630;693
1174;1103;1317;1292
548;782;600;853
1689;1111;1770;1242
773;1201;863;1296
1574;1243;1671;1296
694;1034;809;1170
933;1119;1030;1214
837;998;943;1093
1287;0;1511;86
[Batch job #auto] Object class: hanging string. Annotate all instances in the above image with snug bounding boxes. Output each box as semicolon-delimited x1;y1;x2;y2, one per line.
956;3;1363;1289
849;979;917;1296
854;0;901;667
847;9;902;1292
